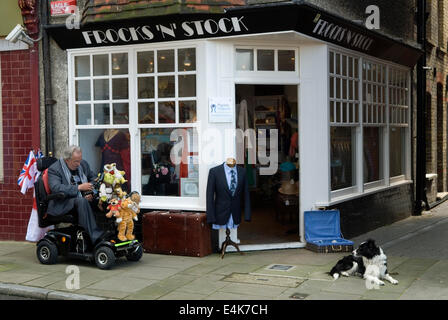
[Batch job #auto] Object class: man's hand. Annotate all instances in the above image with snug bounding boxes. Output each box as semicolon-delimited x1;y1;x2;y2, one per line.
78;182;93;192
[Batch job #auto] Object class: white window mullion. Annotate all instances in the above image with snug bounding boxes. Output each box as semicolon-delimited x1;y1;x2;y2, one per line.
384;65;390;186
357;56;364;193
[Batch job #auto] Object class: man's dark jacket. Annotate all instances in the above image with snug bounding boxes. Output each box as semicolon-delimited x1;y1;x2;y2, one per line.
47;159;96;216
206;164;251;225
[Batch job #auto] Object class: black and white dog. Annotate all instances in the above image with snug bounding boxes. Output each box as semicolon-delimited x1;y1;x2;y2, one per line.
330;239;399;286
329;254;365;280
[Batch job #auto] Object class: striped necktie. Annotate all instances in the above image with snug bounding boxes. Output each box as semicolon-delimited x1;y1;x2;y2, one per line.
230;169;236;196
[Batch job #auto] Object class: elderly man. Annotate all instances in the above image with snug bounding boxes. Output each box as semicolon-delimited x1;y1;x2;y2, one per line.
47;145;105;244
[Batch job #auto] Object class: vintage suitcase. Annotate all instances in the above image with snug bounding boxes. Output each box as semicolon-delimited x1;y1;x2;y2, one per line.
143;211;212;257
304;210;353;253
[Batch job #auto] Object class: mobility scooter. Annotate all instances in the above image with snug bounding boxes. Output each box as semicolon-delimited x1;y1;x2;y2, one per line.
34;157;143;269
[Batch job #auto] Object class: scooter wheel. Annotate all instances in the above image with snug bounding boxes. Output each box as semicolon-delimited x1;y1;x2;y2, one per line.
37;240;58;265
94;246;115;270
126;244;143;262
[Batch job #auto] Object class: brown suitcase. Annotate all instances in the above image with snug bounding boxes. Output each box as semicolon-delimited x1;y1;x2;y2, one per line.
142;211;212;257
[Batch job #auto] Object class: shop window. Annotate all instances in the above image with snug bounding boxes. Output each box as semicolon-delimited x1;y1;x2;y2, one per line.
390;127;405;177
331;127;356;191
141;128;198;197
74;52;130;126
236;48;296;72
362;60;386;186
389;67;409;179
364;127;383;183
329;49;410;197
137;47;198;197
78;128;131;192
236;49;254;71
71;47;198;200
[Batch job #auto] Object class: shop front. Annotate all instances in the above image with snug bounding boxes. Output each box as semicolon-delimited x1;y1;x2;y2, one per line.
47;2;421;251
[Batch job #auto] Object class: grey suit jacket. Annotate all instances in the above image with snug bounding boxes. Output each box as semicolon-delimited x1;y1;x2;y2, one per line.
46;159;96;216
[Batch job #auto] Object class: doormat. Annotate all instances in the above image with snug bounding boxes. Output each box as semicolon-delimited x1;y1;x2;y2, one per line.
222;273;305;288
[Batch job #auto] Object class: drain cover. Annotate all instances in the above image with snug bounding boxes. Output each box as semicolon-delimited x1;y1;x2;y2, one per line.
290;292;309;300
223;273;304;288
266;264;296;271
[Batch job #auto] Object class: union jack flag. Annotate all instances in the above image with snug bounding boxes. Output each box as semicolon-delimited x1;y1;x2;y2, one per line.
18;150;42;194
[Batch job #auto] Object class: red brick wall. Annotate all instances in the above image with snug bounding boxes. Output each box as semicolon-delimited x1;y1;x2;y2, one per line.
0;49;35;241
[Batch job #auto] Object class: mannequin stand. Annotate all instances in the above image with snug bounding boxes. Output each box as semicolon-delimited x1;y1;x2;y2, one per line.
220;228;243;259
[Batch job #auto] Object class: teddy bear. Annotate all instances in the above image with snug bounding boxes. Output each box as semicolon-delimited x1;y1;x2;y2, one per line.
105;198;121;219
116;195;139;241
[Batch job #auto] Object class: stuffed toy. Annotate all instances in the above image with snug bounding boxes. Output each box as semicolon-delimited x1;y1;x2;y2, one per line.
105;198;121;219
128;191;141;215
116;194;139;241
98;172;115;205
114;185;127;199
103;163;127;186
113;169;127;186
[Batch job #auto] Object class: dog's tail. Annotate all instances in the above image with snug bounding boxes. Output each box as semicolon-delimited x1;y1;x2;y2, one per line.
328;269;339;280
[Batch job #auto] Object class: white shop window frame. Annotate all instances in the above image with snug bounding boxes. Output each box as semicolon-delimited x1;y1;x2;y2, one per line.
234;45;299;82
328;46;411;203
67;41;204;211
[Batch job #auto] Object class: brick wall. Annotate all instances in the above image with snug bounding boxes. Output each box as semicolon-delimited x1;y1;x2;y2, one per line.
0;49;35;241
424;0;448;196
330;184;413;239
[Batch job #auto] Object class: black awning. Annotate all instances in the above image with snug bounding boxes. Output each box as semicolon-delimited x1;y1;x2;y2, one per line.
47;1;422;67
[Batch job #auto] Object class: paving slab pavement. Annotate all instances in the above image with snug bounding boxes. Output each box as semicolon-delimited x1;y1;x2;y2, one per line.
2;201;448;300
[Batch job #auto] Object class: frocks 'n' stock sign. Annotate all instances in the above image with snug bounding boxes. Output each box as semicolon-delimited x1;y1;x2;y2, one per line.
46;2;422;67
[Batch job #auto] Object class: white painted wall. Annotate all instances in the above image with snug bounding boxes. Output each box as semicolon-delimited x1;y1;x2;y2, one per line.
299;44;330;243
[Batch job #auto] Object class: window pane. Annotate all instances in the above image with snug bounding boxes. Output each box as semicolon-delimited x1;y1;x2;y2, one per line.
278;50;295;71
138;77;155;99
113;103;129;124
141;127;199;197
257;50;274;71
93;54;109;76
94;103;110;125
179;101;197;123
178;48;196;72
364;127;383;183
178;75;196;97
111;53;128;75
75;56;90;77
76;104;91;125
390;127;405;177
75;80;90;101
112;78;128;99
157;50;174;73
94;79;109;100
138;102;155;124
158;76;175;98
331;127;355;190
137;51;154;74
236;49;253;71
78;129;131;192
158;101;175;123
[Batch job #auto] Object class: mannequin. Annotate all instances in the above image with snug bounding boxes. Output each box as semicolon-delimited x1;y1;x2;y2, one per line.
206;157;251;258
